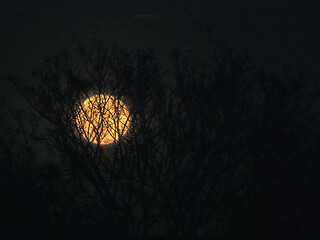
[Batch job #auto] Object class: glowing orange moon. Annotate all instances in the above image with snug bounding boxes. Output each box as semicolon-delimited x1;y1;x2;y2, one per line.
75;94;130;145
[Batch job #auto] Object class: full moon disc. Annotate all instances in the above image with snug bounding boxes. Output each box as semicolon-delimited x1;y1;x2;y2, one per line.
75;94;130;145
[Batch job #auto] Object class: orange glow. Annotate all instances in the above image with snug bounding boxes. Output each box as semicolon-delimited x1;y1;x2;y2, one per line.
75;94;130;145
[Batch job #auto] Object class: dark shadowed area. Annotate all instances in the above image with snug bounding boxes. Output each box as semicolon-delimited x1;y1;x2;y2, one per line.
1;0;319;239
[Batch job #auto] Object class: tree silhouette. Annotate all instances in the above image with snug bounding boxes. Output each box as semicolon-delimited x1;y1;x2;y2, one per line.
0;101;67;238
5;39;320;238
236;66;320;239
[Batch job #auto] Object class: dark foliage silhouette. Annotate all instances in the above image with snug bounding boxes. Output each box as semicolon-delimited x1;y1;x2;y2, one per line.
3;38;320;239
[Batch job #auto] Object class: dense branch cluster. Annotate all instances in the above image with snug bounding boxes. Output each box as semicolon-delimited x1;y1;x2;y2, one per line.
2;41;319;238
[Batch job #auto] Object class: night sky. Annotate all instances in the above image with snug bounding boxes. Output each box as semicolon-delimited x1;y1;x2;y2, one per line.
1;0;320;238
1;0;319;81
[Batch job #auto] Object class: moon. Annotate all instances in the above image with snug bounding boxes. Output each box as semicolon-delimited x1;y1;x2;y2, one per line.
75;94;130;145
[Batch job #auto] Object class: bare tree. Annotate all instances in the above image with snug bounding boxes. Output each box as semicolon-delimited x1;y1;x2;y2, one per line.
0;97;66;238
7;38;320;238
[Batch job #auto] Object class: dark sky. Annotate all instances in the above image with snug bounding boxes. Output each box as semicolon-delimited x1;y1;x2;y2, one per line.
0;1;319;235
1;0;319;102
